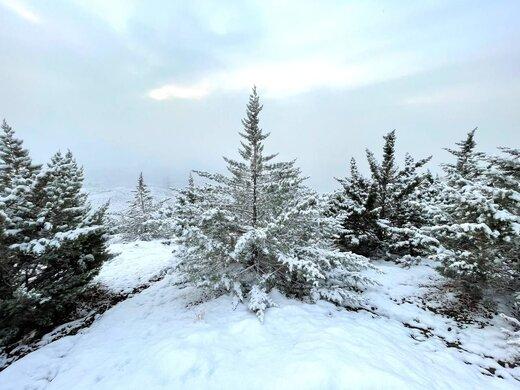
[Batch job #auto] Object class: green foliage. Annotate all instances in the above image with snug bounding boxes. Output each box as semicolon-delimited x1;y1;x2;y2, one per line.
432;130;520;300
119;172;161;241
332;130;434;259
173;89;374;319
0;122;111;347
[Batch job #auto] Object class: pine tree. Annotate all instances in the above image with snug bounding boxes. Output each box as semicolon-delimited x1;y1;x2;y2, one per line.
432;130;520;299
0;143;111;345
25;150;111;329
120;172;159;241
0;120;40;192
174;88;374;319
330;158;379;256
0;120;42;257
486;147;520;299
444;128;483;179
370;130;398;223
170;173;198;235
0;121;44;344
332;130;433;259
155;198;175;240
383;155;438;258
0;206;10;317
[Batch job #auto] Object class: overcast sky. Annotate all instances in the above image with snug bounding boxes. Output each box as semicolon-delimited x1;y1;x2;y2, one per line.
1;0;519;191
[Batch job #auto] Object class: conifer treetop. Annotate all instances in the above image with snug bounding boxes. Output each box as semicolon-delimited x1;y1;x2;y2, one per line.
443;128;484;178
0;120;41;191
234;86;277;168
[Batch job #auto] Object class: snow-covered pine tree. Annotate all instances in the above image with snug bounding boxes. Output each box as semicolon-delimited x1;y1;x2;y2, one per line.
155;199;174;240
330;158;379;256
0;205;10;332
486;147;520;284
0;120;40;193
174;87;374;320
0;120;42;264
153;174;198;240
0;147;111;345
383;155;439;260
120;172;159;241
332;130;434;260
170;173;198;234
0;121;44;344
27;150;111;327
432;130;520;299
500;281;520;356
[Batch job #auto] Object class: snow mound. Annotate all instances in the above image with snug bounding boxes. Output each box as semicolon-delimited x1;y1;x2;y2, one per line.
1;244;518;389
94;240;175;293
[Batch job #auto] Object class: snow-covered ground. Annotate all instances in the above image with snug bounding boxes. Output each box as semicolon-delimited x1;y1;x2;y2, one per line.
1;242;518;389
94;240;176;294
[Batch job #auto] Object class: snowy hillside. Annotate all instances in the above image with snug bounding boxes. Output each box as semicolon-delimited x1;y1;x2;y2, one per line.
1;241;518;389
85;185;172;213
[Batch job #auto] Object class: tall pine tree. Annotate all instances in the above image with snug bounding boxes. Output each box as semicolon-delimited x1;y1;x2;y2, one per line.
0;121;43;344
174;88;373;320
432;130;520;299
26;150;111;328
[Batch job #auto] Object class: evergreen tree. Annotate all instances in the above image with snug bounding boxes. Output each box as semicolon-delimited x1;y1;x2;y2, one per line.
170;173;198;233
0;120;40;192
155;198;175;240
444;128;483;178
488;147;520;310
330;158;379;256
486;147;520;275
0;121;44;344
432;130;520;299
0;206;11;323
0;120;42;258
382;156;438;258
22;150;110;333
332;130;434;259
0;136;110;346
174;88;374;319
120;172;159;241
27;151;110;325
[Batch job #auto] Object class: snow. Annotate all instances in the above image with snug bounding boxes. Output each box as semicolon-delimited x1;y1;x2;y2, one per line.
1;244;518;389
94;239;175;294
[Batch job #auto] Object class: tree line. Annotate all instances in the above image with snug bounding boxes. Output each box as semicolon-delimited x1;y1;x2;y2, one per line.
120;88;518;325
1;87;518;349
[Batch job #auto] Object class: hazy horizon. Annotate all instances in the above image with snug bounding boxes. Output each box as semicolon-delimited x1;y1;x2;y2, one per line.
1;0;519;191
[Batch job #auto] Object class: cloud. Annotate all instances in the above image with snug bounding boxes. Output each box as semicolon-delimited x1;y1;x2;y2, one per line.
147;54;426;101
71;0;139;33
400;85;481;106
148;82;211;101
148;53;428;100
1;0;41;24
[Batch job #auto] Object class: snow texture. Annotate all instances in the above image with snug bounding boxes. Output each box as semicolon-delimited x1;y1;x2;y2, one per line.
1;244;518;389
94;239;175;294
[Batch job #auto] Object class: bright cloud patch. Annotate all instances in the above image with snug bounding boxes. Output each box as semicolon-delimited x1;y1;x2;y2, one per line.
1;0;41;24
148;82;211;101
147;55;424;101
